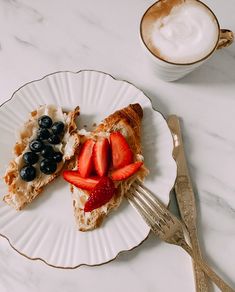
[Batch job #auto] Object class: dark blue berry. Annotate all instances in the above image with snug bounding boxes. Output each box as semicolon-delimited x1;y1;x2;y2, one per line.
37;128;50;140
29;139;44;153
51;121;65;135
23;152;39;165
40;159;57;174
38;115;53;129
53;151;63;163
41;145;55;159
48;134;60;145
20;165;36;181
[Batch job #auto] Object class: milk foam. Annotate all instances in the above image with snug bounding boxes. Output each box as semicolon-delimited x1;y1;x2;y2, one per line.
151;0;218;63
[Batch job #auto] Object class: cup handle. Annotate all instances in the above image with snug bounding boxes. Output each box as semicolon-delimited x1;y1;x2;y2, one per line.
217;29;234;49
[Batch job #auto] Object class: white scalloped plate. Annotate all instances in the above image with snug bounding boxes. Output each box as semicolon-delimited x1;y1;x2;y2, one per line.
0;70;176;268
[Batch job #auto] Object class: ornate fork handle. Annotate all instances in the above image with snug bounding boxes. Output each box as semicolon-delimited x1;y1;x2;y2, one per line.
131;202;234;291
148;219;232;291
128;184;234;292
190;229;210;292
165;232;233;292
175;176;209;291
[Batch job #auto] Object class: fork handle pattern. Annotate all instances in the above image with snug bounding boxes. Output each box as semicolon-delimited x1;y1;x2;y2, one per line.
181;240;234;292
175;178;210;292
188;228;210;292
193;258;211;292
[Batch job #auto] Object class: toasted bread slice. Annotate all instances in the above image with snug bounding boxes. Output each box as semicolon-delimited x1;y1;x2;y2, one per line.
3;105;80;210
72;103;148;231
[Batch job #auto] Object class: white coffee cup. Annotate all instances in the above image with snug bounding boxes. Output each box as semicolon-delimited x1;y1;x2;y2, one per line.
140;0;234;81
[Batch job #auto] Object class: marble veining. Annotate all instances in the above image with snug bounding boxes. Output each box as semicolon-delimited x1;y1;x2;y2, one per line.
0;0;235;291
14;36;36;48
201;191;235;219
2;0;44;22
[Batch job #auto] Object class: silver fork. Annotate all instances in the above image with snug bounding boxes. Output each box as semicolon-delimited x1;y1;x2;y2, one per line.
127;182;234;292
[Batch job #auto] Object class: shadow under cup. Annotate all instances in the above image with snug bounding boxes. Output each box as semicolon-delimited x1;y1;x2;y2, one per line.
140;0;234;82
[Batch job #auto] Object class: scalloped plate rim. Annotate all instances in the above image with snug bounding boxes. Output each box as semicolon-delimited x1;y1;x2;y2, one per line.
0;69;177;269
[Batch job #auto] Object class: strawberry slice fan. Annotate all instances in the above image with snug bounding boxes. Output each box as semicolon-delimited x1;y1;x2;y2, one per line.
63;131;143;212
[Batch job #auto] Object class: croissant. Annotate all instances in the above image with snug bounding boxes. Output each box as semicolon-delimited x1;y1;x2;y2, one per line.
3;105;80;210
72;103;148;231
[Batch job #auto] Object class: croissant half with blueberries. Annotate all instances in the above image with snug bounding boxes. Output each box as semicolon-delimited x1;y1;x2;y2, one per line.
3;105;80;210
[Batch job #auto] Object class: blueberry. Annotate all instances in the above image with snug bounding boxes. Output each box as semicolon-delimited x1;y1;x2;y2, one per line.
37;128;50;140
29;139;44;153
41;145;55;159
51;121;65;135
48;134;60;145
20;165;36;182
40;159;57;175
38;115;53;129
53;151;63;163
23;152;39;165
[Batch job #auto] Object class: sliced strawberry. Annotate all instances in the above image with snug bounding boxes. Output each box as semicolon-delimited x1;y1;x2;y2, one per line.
110;132;133;169
84;177;116;212
77;139;95;178
63;170;100;190
93;138;110;177
111;161;143;181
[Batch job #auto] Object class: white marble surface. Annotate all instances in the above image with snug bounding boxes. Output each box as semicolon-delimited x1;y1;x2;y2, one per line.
0;0;234;291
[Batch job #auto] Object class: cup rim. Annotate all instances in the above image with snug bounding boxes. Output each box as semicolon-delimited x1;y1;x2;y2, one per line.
140;0;221;66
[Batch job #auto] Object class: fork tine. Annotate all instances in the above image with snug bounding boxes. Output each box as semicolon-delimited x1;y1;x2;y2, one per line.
127;189;166;234
135;184;166;215
126;191;155;229
134;182;174;224
128;189;157;225
134;188;169;227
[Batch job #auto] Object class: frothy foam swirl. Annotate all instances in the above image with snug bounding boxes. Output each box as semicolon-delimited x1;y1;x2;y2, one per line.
145;0;219;63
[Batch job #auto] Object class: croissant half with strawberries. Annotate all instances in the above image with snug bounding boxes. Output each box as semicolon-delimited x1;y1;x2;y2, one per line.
63;103;149;231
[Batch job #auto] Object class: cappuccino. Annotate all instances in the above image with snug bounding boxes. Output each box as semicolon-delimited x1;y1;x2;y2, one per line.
141;0;219;64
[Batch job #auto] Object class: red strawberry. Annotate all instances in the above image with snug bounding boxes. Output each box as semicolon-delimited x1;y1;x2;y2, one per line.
78;139;95;178
84;177;116;212
110;132;133;169
63;170;100;190
93;138;110;177
111;161;143;181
